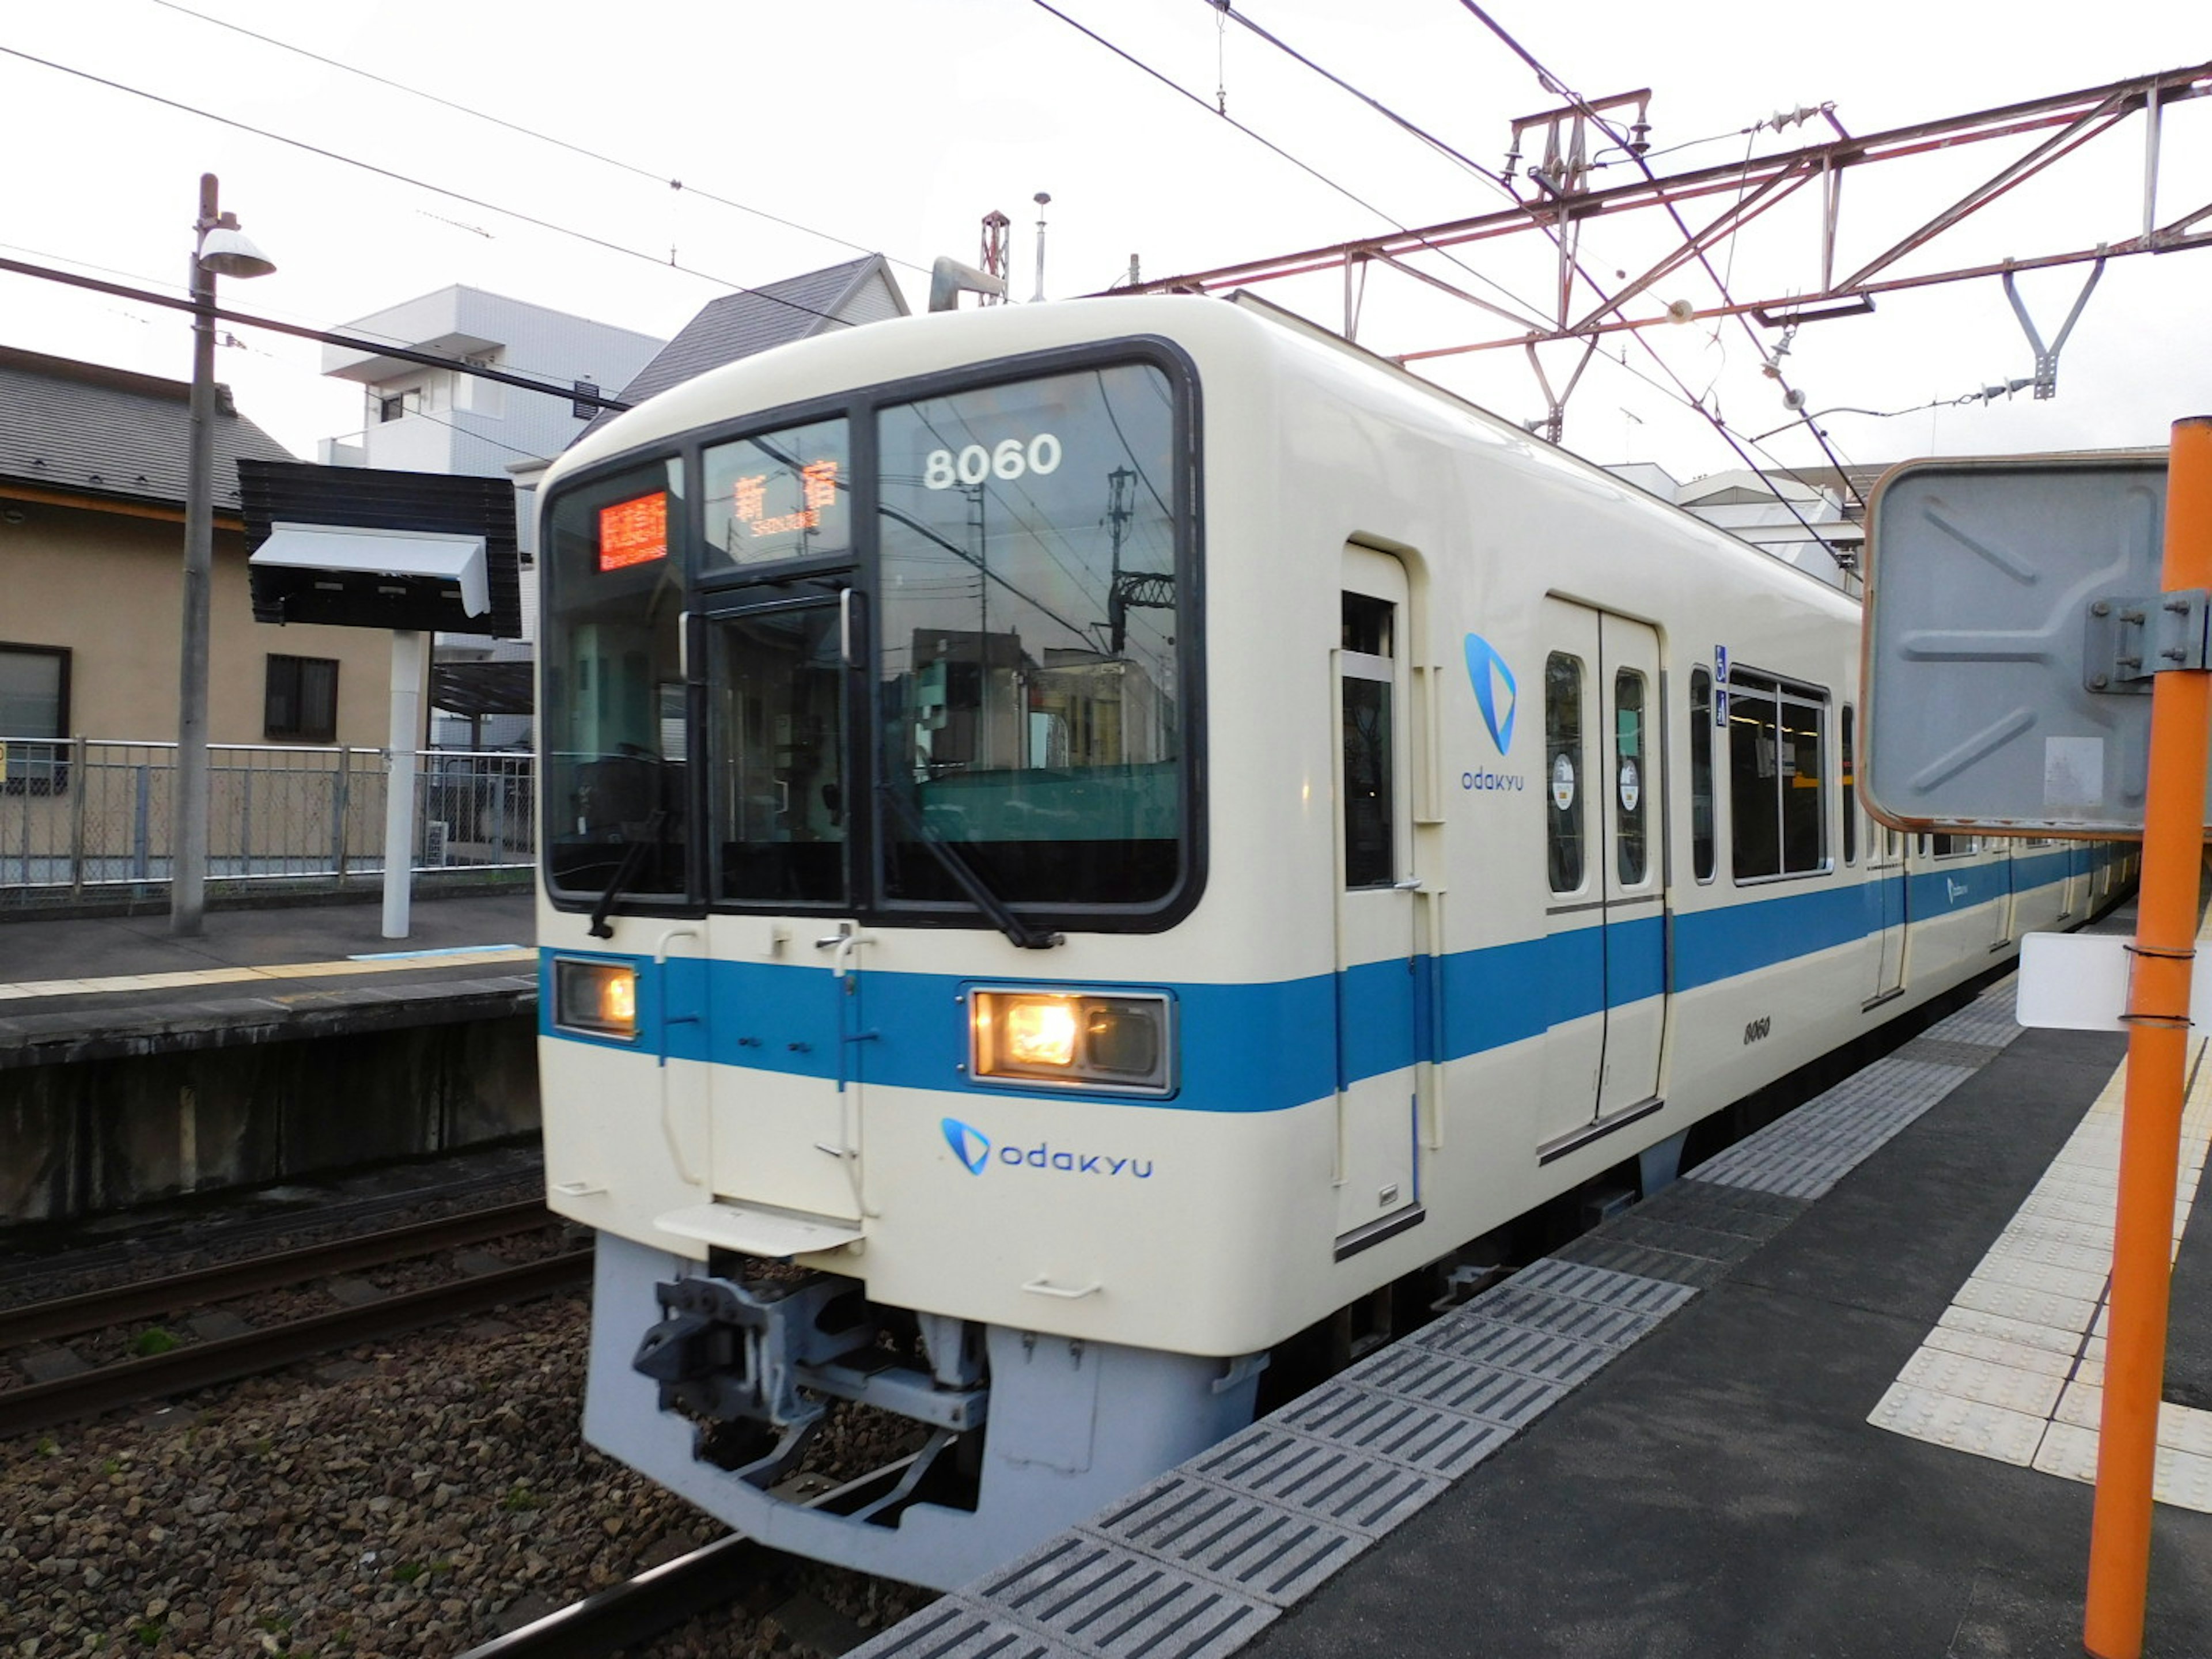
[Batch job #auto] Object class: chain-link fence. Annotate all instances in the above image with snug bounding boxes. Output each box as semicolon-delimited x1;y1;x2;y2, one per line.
0;740;534;909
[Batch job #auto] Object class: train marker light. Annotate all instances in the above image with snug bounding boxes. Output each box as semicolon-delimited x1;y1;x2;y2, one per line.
555;958;639;1040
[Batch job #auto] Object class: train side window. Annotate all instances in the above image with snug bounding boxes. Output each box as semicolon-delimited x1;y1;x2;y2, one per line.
1840;705;1857;865
1340;593;1395;889
1546;652;1585;893
1689;667;1715;882
1615;669;1647;884
1729;668;1828;881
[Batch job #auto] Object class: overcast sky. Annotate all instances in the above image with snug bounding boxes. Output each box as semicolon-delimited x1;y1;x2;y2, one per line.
2;0;2206;484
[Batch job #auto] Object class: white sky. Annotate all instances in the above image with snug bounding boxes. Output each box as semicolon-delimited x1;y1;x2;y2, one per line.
2;0;2206;484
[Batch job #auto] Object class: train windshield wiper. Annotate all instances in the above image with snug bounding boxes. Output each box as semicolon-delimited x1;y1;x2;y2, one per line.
588;809;667;940
877;784;1062;950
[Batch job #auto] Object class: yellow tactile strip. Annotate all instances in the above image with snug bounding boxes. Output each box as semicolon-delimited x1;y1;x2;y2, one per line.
0;948;535;1004
1869;919;2212;1512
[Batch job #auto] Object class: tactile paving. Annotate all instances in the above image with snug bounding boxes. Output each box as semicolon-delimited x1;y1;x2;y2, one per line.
1512;1258;1698;1317
1464;1287;1660;1349
1086;1472;1366;1606
974;1533;1275;1659
1411;1312;1618;1385
1866;1381;2048;1465
1348;1346;1565;1429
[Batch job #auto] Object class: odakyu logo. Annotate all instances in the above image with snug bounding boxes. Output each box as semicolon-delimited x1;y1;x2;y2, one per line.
1464;633;1518;755
939;1118;1155;1180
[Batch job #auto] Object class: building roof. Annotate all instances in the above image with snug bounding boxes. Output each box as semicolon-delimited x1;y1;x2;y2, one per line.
0;344;297;514
585;255;903;438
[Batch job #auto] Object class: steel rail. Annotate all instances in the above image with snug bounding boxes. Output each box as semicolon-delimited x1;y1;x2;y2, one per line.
453;1533;778;1659
0;1249;590;1438
0;1200;554;1349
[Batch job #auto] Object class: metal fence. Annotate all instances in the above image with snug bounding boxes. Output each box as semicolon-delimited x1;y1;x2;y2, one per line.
0;739;534;907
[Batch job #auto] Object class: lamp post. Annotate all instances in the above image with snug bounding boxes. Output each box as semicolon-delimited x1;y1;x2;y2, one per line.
172;173;274;935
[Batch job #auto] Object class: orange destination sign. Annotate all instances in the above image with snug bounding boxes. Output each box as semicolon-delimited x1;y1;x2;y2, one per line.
598;492;668;571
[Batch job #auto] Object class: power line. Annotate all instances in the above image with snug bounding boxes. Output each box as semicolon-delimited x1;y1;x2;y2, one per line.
142;0;929;279
0;43;868;336
0;252;633;410
1453;1;1867;506
1025;0;1551;332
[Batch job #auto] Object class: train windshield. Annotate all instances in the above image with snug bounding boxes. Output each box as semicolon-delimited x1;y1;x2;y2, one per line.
540;353;1191;924
876;363;1181;907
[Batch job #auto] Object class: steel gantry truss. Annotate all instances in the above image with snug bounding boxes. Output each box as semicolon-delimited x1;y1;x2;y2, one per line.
1107;61;2212;434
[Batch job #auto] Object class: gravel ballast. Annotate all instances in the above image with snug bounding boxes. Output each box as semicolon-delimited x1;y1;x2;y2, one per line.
0;1291;931;1656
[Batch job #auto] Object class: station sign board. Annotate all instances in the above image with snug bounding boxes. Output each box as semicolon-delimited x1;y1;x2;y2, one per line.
1859;452;2212;838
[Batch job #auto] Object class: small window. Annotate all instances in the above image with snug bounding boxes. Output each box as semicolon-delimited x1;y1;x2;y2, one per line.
265;654;339;744
0;642;69;793
1341;593;1395;889
1546;652;1585;894
703;415;853;567
1729;667;1827;881
1615;669;1647;884
377;392;408;423
1689;668;1715;882
1840;705;1857;865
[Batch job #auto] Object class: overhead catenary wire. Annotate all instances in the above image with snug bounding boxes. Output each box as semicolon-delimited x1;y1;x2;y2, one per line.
1452;1;1869;506
1176;3;1852;558
141;0;929;279
0;44;868;337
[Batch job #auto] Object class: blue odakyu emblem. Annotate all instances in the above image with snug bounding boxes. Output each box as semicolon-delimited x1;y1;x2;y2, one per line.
1464;633;1518;755
941;1118;992;1176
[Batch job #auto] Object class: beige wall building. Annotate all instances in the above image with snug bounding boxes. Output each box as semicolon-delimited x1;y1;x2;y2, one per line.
0;346;398;755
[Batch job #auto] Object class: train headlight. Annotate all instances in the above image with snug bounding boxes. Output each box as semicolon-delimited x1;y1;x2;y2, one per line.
969;989;1174;1094
555;958;639;1040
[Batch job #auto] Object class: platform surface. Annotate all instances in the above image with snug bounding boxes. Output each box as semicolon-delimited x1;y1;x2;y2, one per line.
0;889;536;1065
853;907;2212;1659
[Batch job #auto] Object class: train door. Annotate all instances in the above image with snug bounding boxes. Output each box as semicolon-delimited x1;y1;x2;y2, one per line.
1535;600;1665;1152
702;596;866;1223
1332;548;1420;1250
1868;826;1907;1004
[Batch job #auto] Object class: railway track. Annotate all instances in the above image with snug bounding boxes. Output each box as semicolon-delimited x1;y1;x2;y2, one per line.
454;1534;782;1659
0;1203;590;1438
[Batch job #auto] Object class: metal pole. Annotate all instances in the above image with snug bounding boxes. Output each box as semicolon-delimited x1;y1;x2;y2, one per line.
171;172;219;935
381;629;425;938
2083;414;2212;1659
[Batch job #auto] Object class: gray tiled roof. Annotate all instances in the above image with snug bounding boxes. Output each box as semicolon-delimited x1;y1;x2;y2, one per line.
582;255;897;440
0;344;298;514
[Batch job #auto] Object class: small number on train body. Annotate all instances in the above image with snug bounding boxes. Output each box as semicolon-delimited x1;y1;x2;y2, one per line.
924;433;1062;490
1743;1015;1772;1046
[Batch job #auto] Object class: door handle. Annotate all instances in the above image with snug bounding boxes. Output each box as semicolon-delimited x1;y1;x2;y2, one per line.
1022;1276;1102;1300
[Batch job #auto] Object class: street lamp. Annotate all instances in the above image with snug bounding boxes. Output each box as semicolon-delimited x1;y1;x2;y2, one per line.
172;173;274;936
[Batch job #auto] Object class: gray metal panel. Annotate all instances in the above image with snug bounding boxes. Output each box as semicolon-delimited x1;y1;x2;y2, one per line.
1085;1473;1367;1606
1181;1422;1448;1535
1271;1381;1512;1476
842;1599;1068;1659
1862;454;2190;833
1411;1312;1625;1384
973;1533;1277;1658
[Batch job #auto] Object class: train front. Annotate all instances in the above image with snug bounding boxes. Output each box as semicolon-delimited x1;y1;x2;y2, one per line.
532;313;1279;1589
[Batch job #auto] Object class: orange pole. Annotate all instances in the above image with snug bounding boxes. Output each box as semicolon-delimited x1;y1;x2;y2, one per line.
2084;415;2212;1658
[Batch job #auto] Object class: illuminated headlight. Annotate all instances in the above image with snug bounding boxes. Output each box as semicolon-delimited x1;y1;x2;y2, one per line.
555;958;639;1040
969;990;1174;1094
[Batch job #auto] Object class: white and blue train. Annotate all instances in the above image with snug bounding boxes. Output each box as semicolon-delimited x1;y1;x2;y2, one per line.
532;291;2130;1588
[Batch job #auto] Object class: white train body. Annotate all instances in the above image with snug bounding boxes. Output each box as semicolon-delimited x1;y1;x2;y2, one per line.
534;294;2127;1587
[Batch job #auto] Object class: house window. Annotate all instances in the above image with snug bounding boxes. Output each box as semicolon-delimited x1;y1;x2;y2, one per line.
0;642;69;793
265;654;339;743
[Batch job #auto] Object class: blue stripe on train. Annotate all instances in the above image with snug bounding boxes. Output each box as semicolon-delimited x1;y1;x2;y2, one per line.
543;857;2105;1111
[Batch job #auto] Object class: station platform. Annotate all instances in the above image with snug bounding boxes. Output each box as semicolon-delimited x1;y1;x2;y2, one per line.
0;888;536;1068
854;916;2212;1658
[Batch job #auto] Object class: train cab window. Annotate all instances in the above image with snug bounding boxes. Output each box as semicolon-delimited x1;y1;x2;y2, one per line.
1546;652;1586;893
1689;667;1716;882
1840;705;1857;865
702;416;853;569
1729;668;1828;881
1615;669;1647;884
1340;593;1396;889
540;459;692;904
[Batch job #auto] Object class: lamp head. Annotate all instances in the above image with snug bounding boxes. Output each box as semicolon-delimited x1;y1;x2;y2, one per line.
198;225;275;280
